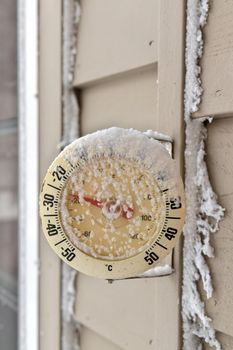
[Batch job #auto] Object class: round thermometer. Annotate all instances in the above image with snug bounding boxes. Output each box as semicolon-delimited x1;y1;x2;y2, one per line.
40;127;185;279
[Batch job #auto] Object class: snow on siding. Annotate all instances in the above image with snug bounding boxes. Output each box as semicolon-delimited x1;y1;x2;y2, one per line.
141;264;173;278
61;0;80;148
62;264;80;350
61;1;81;350
182;1;224;349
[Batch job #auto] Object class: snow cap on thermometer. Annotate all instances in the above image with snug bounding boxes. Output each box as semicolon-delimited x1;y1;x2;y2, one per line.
40;127;185;279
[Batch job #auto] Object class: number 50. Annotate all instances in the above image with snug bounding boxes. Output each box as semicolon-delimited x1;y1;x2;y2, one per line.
144;252;159;265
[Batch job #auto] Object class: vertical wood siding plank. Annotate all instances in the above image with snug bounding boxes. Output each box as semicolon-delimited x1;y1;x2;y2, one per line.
156;1;185;349
39;1;62;349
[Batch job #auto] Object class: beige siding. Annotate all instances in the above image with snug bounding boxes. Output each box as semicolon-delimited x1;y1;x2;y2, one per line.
38;1;233;348
194;0;233;118
192;1;233;347
204;118;233;338
76;275;158;350
74;1;185;349
74;0;159;86
39;1;62;349
80;326;124;350
81;65;158;134
204;332;233;350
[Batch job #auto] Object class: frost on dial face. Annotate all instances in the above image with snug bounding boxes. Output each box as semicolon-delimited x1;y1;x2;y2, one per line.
60;156;165;260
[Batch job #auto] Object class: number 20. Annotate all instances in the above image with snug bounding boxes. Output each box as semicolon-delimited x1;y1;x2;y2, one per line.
52;165;66;181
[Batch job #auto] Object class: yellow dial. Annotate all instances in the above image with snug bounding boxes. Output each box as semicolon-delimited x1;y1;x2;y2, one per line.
40;128;185;279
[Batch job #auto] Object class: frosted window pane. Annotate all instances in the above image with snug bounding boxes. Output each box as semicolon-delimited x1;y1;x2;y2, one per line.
0;0;18;349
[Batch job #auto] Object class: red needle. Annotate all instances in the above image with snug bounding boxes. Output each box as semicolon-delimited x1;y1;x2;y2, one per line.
121;206;134;219
69;193;103;207
69;193;133;219
83;195;103;208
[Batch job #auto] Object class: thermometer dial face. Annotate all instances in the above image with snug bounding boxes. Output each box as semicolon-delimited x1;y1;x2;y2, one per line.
40;128;185;279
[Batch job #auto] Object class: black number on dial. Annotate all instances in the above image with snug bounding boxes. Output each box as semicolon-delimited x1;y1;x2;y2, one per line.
61;248;76;262
52;165;66;181
165;227;177;240
46;223;58;236
144;251;159;265
170;197;182;209
141;215;152;221
43;193;54;207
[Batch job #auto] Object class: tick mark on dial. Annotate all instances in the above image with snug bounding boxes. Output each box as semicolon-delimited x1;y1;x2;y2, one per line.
166;216;181;220
156;241;167;250
48;183;61;191
55;238;66;246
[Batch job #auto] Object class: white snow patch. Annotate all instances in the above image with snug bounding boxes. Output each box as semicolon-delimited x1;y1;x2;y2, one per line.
63;127;176;182
61;0;80;148
182;1;224;349
142;264;173;277
62;264;80;350
144;130;173;142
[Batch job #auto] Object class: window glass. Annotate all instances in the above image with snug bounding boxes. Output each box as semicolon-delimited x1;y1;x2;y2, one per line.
0;0;18;349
